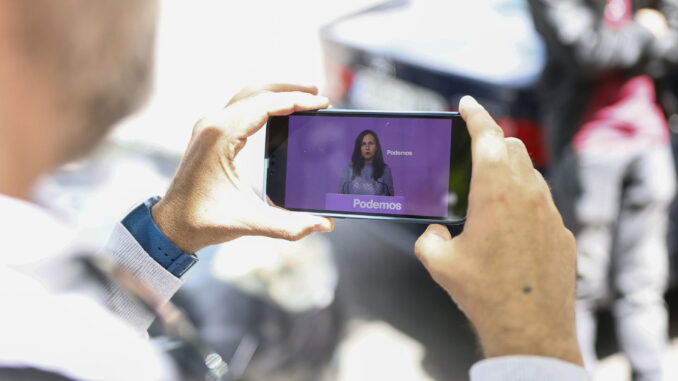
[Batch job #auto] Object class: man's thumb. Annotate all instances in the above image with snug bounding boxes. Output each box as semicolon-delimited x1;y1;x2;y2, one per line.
415;224;453;268
260;206;334;241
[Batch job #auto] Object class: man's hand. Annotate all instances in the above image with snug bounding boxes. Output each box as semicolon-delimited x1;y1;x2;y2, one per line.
415;97;582;365
151;84;334;253
636;8;669;39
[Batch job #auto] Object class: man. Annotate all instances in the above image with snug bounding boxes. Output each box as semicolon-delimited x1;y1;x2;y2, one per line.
528;1;678;380
0;0;586;379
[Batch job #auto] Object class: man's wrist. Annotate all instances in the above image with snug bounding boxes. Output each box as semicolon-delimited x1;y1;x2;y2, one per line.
122;197;198;278
480;329;583;366
150;198;203;254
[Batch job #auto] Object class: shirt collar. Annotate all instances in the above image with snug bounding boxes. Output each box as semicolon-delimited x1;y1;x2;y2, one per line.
0;193;75;266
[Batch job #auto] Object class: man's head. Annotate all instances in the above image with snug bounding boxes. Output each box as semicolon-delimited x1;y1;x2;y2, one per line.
0;0;157;197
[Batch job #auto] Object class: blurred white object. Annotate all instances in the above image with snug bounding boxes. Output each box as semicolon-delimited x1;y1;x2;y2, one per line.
594;337;678;381
211;234;337;313
335;320;435;381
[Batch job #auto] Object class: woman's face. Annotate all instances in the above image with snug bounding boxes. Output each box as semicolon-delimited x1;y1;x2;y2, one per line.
361;134;376;162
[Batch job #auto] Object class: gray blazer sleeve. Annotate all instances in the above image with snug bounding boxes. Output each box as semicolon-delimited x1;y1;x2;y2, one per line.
339;164;352;194
382;165;394;196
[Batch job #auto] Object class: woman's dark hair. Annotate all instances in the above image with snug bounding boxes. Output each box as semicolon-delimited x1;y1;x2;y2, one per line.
351;129;386;180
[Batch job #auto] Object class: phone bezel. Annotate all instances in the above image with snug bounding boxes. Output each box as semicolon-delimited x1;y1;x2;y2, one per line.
264;109;470;225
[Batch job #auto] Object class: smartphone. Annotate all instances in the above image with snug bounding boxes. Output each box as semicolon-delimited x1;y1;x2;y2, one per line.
264;109;471;224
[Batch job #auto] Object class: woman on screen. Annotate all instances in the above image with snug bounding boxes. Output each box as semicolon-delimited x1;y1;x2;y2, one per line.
339;129;394;196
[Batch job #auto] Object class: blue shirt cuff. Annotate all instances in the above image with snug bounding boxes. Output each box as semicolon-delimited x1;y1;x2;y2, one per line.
121;196;198;278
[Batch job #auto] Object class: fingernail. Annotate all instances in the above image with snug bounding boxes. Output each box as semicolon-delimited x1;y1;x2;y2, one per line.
427;231;446;243
314;218;333;232
425;224;449;241
459;95;478;108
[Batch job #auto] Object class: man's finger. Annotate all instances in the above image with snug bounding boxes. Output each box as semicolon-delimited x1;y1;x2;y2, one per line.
227;83;319;106
256;205;334;241
257;91;330;117
505;137;535;180
237;91;330;137
534;169;558;209
198;91;329;142
459;96;508;167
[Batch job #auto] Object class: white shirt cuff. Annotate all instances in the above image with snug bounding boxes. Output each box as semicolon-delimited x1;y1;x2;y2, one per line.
470;356;588;381
101;222;184;332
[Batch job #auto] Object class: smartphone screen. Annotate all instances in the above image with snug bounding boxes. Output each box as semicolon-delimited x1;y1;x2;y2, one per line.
265;110;471;224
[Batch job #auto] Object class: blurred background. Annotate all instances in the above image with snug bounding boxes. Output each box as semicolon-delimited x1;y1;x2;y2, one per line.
32;0;678;380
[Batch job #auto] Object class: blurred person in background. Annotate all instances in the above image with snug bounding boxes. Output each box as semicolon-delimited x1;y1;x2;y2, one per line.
528;0;678;380
0;0;588;380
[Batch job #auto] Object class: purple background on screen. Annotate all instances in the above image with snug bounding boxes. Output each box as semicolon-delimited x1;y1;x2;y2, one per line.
284;115;452;217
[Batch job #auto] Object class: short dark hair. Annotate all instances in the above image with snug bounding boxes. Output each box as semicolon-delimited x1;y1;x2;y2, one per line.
11;0;157;162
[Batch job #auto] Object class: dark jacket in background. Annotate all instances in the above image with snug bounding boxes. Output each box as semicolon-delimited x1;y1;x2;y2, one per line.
528;0;678;161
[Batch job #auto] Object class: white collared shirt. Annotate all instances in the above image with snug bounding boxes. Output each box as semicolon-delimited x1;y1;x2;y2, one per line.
0;194;178;380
